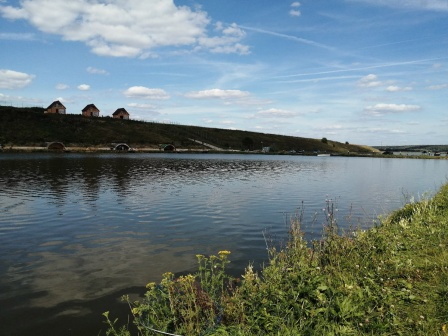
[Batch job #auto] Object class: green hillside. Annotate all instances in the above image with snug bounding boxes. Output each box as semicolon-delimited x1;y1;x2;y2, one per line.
0;106;375;153
375;145;448;153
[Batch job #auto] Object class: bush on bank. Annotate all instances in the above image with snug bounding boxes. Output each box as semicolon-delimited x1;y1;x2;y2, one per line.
104;184;448;335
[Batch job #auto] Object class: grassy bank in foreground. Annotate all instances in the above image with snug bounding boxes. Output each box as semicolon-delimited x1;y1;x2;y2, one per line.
104;184;448;335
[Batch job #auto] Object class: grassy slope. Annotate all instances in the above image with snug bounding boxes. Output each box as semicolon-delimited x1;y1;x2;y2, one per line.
375;145;448;152
106;183;448;335
0;106;375;153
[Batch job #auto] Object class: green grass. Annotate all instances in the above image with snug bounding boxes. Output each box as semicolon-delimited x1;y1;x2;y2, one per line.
0;105;375;153
375;145;448;153
104;183;448;335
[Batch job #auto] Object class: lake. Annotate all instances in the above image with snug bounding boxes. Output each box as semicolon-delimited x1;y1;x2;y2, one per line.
0;153;447;335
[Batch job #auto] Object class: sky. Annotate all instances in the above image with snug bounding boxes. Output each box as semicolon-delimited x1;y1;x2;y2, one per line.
1;0;447;146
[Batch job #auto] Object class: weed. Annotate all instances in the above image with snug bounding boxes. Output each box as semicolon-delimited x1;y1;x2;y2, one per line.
104;183;448;335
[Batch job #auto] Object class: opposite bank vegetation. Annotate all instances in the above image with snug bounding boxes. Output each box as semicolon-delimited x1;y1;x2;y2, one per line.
104;183;448;335
0;106;374;154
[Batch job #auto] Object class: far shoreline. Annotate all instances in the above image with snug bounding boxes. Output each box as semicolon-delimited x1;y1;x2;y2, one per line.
1;145;447;159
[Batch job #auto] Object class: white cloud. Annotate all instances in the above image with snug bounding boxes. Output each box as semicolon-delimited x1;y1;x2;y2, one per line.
56;83;69;90
203;42;250;55
242;25;333;50
349;0;448;11
0;4;26;19
316;125;345;131
199;23;250;54
219;120;236;126
77;84;90;91
256;108;298;118
362;127;406;134
123;86;170;100
0;69;34;89
358;74;382;88
185;89;250;99
364;103;421;116
0;32;35;40
87;67;108;75
289;2;301;17
306;107;322;114
0;93;42;105
54;96;67;103
427;83;448;90
386;85;412;92
127;102;157;109
221;22;246;38
0;0;249;57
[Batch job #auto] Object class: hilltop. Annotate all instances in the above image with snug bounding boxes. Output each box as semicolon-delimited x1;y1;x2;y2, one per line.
0;106;376;154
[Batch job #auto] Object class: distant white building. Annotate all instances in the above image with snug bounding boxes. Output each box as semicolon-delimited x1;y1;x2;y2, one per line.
262;147;270;153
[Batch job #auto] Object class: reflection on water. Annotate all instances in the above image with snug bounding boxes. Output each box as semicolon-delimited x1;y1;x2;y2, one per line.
0;153;447;335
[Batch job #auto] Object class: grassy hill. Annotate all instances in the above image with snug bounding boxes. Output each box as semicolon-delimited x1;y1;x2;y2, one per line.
0;105;375;154
375;145;448;153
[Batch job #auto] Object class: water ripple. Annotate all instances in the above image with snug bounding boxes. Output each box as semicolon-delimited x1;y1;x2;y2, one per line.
0;153;447;335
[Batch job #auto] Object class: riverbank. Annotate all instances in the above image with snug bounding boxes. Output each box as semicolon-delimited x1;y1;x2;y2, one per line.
105;183;448;335
3;146;448;160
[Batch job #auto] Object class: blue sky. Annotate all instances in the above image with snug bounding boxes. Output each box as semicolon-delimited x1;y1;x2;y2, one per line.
1;0;447;146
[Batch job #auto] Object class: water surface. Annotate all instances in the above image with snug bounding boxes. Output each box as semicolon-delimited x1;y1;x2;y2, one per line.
0;153;447;335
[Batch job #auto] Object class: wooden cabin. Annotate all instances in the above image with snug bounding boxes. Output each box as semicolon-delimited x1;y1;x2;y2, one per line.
82;104;100;117
45;100;66;114
112;108;130;120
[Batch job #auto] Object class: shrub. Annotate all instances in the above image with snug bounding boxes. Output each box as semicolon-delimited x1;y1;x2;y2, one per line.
104;184;448;335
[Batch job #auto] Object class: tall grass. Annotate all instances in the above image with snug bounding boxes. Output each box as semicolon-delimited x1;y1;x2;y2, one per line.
104;184;448;335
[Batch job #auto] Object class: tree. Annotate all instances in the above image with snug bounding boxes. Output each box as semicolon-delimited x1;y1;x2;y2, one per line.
321;137;328;144
242;137;254;150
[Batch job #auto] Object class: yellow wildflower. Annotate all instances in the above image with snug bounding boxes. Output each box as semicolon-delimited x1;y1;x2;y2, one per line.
162;272;174;279
218;250;231;255
146;282;156;289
